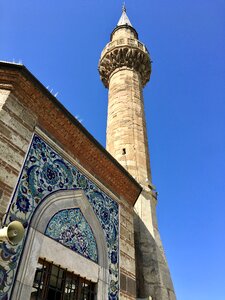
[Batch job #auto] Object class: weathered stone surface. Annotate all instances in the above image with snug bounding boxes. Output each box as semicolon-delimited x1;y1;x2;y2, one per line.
0;139;24;171
134;211;176;300
119;201;136;278
0;108;33;141
120;224;133;242
0;122;30;152
120;214;134;232
120;272;136;298
106;68;152;187
120;252;136;275
120;293;136;300
127;276;136;296
4;94;24;116
0;89;11;109
120;273;127;291
0;89;34;217
120;202;134;221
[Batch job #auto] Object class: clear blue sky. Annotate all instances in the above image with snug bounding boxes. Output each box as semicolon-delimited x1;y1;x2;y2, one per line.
1;1;225;299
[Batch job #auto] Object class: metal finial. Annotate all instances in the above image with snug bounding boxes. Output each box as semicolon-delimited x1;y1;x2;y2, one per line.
117;1;132;27
122;2;126;12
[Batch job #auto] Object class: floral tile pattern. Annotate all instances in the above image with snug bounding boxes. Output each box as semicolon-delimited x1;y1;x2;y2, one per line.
45;208;98;262
0;134;119;300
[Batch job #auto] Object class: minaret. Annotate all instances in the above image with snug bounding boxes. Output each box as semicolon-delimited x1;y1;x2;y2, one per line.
99;5;151;186
99;6;176;300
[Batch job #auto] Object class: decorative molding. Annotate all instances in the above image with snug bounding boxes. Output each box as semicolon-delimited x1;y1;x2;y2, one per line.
0;83;14;90
99;40;151;88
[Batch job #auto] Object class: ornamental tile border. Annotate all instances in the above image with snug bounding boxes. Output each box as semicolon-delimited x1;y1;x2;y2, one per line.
0;134;119;300
45;208;98;263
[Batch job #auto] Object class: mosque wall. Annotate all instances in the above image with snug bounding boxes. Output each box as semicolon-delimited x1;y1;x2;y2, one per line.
0;88;35;218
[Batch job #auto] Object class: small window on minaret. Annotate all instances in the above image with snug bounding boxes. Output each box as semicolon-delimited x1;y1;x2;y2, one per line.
122;148;126;155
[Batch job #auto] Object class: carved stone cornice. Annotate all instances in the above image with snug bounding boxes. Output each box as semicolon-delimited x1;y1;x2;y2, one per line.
99;38;151;88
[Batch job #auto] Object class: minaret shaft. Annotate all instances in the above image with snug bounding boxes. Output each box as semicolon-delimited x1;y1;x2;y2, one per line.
107;68;151;186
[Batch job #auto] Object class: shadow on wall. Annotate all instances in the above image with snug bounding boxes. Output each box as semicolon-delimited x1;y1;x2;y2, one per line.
134;213;176;300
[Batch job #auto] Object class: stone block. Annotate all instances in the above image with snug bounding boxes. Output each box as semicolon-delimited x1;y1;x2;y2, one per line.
0;165;19;188
0;139;24;171
120;273;136;298
20;109;37;128
120;215;133;234
120;237;135;259
127;276;136;296
120;273;127;291
120;205;133;222
0;121;11;138
120;252;135;275
120;225;132;242
0;89;10;109
0;108;33;141
4;94;24;116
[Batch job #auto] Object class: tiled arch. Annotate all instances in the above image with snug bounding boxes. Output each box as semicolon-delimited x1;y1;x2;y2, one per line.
12;189;109;300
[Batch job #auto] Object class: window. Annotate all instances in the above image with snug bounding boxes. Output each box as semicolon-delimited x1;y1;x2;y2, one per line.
31;258;96;300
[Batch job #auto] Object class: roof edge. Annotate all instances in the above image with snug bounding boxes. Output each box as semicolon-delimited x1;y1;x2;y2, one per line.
0;61;142;203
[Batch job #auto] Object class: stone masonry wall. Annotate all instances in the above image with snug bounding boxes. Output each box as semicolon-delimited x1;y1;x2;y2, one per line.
107;68;151;187
134;190;176;300
0;87;36;219
112;27;137;41
120;200;137;299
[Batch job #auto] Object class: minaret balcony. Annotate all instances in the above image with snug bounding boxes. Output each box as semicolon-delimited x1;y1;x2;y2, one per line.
100;38;149;58
99;37;151;88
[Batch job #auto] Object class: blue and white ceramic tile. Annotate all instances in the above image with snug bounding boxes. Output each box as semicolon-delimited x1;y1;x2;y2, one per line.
45;208;98;262
0;134;119;300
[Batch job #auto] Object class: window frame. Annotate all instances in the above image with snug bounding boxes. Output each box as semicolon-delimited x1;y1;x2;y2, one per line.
32;258;96;300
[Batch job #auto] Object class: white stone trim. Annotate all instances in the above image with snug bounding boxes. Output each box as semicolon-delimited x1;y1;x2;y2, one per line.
12;190;109;300
2;132;35;224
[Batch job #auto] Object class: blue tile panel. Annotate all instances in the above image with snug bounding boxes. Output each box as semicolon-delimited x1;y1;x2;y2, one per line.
0;134;119;300
45;208;98;263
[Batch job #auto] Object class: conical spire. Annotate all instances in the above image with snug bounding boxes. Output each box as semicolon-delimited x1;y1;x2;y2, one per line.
117;3;132;27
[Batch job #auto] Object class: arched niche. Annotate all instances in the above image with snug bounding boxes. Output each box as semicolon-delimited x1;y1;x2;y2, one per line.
11;189;109;300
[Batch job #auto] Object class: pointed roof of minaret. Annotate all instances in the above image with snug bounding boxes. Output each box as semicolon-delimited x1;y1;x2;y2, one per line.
110;4;138;40
117;3;132;27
